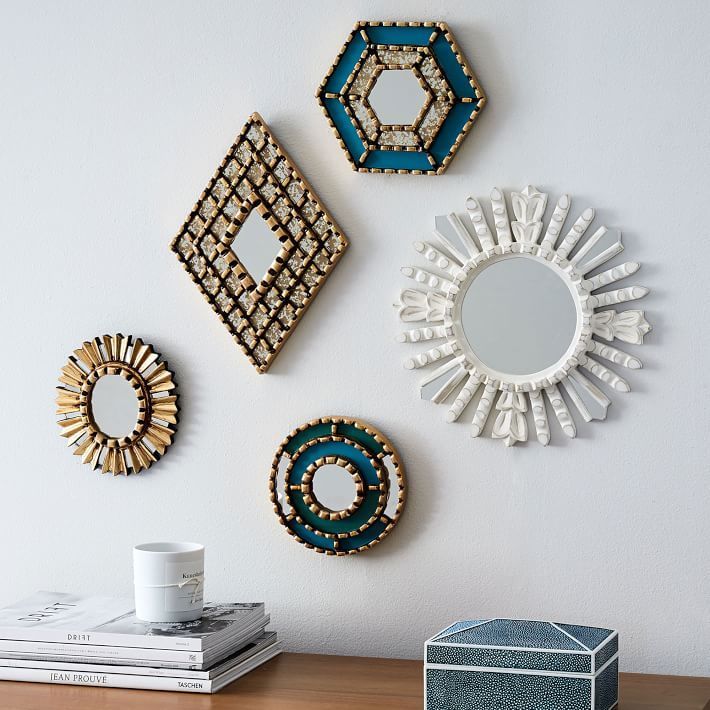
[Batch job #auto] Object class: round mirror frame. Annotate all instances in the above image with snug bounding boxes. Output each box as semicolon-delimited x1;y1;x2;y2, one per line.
449;251;589;388
56;334;179;475
269;416;406;556
397;186;652;446
301;457;366;521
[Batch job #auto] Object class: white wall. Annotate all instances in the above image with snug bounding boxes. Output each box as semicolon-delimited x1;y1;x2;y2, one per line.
1;0;708;676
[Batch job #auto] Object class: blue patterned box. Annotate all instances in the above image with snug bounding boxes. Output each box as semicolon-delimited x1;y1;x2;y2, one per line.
425;619;618;710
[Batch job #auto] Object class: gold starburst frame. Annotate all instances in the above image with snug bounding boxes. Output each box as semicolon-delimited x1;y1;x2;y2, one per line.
170;113;348;373
269;416;406;556
56;334;179;475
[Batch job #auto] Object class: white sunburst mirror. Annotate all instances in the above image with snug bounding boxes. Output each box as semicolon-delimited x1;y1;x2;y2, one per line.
396;186;652;446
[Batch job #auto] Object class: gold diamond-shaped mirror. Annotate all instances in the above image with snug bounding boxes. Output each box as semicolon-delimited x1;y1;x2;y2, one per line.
171;113;348;373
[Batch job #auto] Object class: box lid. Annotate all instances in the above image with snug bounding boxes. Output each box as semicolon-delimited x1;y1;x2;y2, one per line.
426;619;618;676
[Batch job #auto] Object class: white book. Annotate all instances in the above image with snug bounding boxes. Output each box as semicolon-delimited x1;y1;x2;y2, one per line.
0;644;282;693
0;616;269;669
0;632;277;679
0;591;264;651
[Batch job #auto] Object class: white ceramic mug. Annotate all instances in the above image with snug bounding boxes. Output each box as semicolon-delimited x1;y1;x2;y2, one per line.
133;542;204;622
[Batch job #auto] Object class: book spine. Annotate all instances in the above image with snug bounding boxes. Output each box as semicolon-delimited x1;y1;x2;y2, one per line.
0;626;202;651
0;665;213;692
0;656;209;679
0;639;205;664
0;651;203;670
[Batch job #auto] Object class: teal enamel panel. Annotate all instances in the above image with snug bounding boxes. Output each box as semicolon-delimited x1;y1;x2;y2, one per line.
363;25;433;46
324;98;366;163
431;33;477;99
287;519;334;551
324;34;367;93
289;475;381;535
336;423;384;456
290;441;380;486
429;102;475;165
337;518;389;551
285;423;333;455
363;150;433;172
292;496;380;535
288;440;382;534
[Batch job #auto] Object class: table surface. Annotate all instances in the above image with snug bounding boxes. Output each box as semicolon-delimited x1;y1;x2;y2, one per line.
0;653;708;709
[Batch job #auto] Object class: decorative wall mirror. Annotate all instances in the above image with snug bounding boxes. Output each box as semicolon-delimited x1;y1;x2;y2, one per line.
56;334;179;474
316;21;486;175
171;113;348;373
269;417;406;555
397;186;651;446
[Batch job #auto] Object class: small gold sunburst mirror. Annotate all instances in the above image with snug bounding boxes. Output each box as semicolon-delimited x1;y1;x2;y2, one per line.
56;334;179;475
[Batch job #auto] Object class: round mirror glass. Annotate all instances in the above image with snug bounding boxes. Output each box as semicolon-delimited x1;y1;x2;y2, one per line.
460;257;578;376
311;464;357;511
89;374;139;438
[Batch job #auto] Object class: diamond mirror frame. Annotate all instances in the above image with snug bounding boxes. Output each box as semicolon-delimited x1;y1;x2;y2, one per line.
317;21;486;175
171;113;348;373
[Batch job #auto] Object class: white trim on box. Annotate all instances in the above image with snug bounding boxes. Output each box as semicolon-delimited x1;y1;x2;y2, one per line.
423;660;427;710
425;652;619;680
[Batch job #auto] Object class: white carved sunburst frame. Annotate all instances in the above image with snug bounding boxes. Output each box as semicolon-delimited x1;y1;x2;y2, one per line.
396;186;652;446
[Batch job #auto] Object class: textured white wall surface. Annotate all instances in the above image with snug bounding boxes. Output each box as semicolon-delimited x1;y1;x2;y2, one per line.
1;0;709;676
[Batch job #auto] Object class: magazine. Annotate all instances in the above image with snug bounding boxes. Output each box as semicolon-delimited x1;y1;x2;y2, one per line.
0;643;282;693
0;617;269;669
0;591;264;651
0;632;277;679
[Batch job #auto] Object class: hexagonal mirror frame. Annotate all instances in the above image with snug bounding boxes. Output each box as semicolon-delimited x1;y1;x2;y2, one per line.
316;21;486;175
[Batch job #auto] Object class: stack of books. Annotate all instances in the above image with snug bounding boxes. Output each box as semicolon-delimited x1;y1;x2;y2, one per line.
0;591;280;693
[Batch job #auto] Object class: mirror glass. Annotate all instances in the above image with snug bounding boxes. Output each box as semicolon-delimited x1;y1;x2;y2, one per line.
566;374;609;421
369;69;427;125
571;227;621;271
312;464;357;511
233;211;281;285
90;375;139;438
461;257;577;376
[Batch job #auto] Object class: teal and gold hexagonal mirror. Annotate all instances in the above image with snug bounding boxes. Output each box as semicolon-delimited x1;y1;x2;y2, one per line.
316;21;486;175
